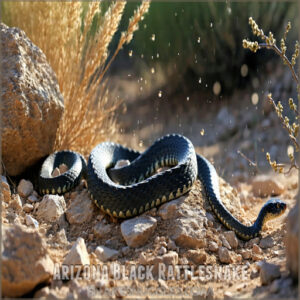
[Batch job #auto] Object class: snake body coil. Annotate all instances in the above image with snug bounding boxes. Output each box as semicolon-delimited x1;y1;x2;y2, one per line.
38;134;286;240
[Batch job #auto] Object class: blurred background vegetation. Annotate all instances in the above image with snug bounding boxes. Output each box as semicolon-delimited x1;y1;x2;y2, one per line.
109;1;298;96
2;1;297;98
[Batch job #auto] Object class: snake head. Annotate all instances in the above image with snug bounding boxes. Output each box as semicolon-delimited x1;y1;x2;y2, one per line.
263;198;287;218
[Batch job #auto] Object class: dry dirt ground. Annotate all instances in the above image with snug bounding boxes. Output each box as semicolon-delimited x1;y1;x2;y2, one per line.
2;64;299;299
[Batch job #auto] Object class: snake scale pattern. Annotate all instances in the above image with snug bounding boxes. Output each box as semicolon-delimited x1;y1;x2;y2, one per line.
38;134;286;240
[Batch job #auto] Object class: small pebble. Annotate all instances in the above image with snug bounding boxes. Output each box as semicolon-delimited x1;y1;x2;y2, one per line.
260;262;281;285
28;194;39;203
23;203;34;213
158;246;167;255
206;287;214;300
220;235;231;250
259;236;274;249
252;244;263;254
167;239;177;250
10;194;23;211
269;279;280;293
208;241;219;252
25;215;39;228
17;179;33;198
158;279;168;289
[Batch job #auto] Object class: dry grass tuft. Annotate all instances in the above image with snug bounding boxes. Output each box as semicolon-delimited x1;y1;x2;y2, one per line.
2;1;150;157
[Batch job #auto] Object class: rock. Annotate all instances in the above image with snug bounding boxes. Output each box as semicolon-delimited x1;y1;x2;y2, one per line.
245;237;260;248
93;219;114;239
9;194;23;211
158;246;167;255
23;203;34;213
260;262;281;285
187;249;207;264
25;215;39;228
259;236;274;249
167;239;177;251
56;229;68;245
193;289;207;300
28;194;39;203
252;244;263;254
17;179;33;198
52;164;68;177
224;291;234;300
138;251;178;278
218;247;232;264
1;23;64;176
158;197;185;220
115;286;128;298
120;216;157;248
172;217;207;249
223;231;238;249
2;224;54;297
95;279;109;289
162;251;178;265
240;249;251;260
1;175;11;202
208;241;219;252
269;279;280;293
63;237;90;269
206;287;214;300
220;235;231;250
66;190;94;224
252;175;284;197
121;246;130;256
95;246;119;262
252;253;263;262
36;194;66;222
158;279;168;289
286;202;298;280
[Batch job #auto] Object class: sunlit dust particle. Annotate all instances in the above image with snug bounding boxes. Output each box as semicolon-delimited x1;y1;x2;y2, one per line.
158;91;162;98
186;97;190;101
128;50;133;57
197;37;201;43
213;81;221;95
251;93;259;105
199;78;202;84
241;64;248;77
151;68;155;74
200;129;205;136
151;34;155;41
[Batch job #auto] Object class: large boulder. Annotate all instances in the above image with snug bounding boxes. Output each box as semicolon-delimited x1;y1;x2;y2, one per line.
1;23;64;176
2;224;54;297
286;202;298;280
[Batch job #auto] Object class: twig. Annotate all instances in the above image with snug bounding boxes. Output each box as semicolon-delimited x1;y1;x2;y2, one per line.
268;95;299;151
258;43;299;84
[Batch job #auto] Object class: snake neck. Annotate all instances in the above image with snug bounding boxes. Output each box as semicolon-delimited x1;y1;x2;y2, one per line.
252;205;271;235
